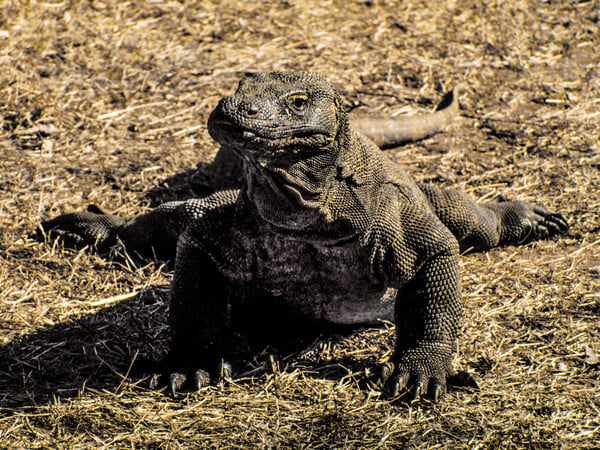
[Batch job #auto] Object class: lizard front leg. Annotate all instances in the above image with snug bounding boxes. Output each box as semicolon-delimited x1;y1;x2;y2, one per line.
39;190;240;261
39;201;189;261
377;245;477;401
160;231;236;397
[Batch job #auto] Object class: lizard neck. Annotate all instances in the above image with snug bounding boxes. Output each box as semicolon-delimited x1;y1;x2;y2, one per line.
242;126;380;233
243;148;338;230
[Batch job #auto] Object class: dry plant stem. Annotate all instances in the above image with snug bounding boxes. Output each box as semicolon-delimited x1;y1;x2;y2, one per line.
0;0;599;448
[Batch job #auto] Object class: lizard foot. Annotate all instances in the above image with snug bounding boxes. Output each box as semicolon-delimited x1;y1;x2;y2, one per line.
372;346;478;402
498;201;569;244
149;359;233;399
38;204;127;252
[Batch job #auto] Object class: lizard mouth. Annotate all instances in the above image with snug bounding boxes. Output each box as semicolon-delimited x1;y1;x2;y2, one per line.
208;115;331;165
210;116;328;142
208;118;257;140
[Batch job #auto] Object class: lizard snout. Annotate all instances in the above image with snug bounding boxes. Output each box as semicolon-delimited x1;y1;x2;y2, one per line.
218;95;264;121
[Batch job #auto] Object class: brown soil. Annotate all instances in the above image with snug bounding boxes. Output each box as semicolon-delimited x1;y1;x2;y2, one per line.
1;0;598;447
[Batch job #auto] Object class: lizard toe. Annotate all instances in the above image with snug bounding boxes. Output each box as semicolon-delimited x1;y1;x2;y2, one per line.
194;369;211;390
409;375;428;402
148;373;164;390
430;379;446;402
169;372;188;399
545;213;569;235
372;361;395;390
534;223;550;239
391;371;411;397
219;360;233;380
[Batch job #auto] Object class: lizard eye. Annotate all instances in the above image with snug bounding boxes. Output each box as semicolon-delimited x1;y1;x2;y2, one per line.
288;94;308;112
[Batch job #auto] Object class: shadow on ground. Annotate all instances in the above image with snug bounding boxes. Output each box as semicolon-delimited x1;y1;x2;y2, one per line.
0;284;390;410
0;286;170;409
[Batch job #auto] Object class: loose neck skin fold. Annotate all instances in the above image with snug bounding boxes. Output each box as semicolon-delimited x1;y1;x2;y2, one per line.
242;113;351;231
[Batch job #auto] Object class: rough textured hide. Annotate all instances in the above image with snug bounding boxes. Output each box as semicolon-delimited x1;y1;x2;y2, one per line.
41;72;568;401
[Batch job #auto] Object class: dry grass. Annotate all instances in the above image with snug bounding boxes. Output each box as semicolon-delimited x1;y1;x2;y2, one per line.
1;0;599;447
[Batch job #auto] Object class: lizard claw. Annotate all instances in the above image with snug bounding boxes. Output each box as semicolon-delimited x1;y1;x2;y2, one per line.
430;379;446;402
194;369;211;390
169;372;187;398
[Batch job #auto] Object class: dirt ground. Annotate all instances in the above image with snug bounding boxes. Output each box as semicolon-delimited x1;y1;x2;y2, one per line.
1;0;599;447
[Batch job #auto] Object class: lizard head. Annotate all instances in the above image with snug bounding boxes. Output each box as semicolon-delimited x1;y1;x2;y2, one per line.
207;72;347;167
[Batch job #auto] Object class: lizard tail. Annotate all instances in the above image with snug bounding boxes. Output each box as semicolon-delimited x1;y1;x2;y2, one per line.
350;87;460;149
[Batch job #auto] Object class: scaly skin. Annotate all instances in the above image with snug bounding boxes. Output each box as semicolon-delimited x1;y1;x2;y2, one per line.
189;87;460;193
40;72;568;402
350;88;459;149
41;84;461;260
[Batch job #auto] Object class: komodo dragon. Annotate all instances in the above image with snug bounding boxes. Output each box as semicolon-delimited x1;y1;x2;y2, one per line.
41;72;568;401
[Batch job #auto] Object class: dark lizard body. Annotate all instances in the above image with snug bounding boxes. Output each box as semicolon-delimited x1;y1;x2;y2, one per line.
41;72;568;401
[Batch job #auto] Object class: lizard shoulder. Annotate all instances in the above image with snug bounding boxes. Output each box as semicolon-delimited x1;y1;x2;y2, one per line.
364;183;460;285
